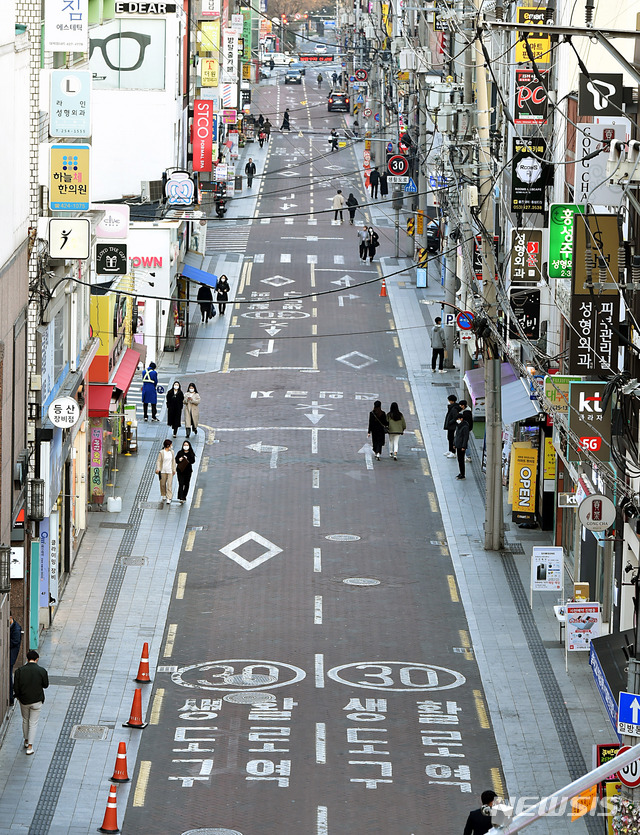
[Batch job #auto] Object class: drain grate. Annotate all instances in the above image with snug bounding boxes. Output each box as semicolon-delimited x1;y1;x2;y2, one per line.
121;556;148;567
99;522;132;530
223;692;276;704
343;577;380;586
504;540;525;555
70;725;109;741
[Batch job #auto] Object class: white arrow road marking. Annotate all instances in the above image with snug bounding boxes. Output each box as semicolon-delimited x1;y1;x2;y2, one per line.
358;443;374;469
246;441;287;468
331;274;354;287
246;339;275;357
297;400;335;424
263;325;282;336
338;294;360;306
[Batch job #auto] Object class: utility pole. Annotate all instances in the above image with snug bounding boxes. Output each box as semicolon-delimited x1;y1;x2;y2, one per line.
473;7;503;551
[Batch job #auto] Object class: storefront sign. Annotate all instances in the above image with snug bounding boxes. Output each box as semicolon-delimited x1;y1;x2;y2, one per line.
163;170;197;206
558;492;578;507
511;138;549;214
574;121;626;206
96;243;127;275
90;422;104;501
548;203;584;278
508;288;540;340
222;83;238;109
48;396;80;428
578;73;623;117
514;6;550;64
45;0;89;52
222;109;237;124
242;8;252;60
49;218;91;259
115;2;176;11
568;295;618;375
566;601;601;651
572;213;619;295
568;381;612;462
511;444;538;523
94;203;130;239
510;228;543;283
531;546;563;592
50;70;91;138
10;547;25;580
222;29;239;82
578;494;616;531
39;518;49;607
543;435;556;481
49;143;90;211
201;58;219;86
193;99;213;173
543;375;581;412
515;69;548;125
49;510;59;604
201;0;220;15
199;19;220;54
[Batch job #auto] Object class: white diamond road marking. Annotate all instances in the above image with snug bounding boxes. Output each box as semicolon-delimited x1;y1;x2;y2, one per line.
280;253;292;263
262;275;295;286
281;170;297;177
219;531;283;571
336;351;377;369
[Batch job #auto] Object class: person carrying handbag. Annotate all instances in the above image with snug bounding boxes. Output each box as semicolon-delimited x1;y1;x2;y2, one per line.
367;401;388;461
367;226;380;263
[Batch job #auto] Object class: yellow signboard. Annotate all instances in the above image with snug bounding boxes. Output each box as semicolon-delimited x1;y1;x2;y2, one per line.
511;443;538;522
543;436;556;481
571;785;597;821
417;210;424;236
514;6;551;65
242;62;252;80
201;58;219;86
49;143;90;211
199;19;220;54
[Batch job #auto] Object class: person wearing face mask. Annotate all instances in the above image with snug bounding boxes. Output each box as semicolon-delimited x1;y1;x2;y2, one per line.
184;383;201;437
216;274;230;315
166;381;184;438
454;412;470;480
175;440;196;504
155;438;176;504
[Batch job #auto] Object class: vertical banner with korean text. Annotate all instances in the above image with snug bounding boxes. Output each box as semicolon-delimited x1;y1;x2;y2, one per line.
193;99;213;172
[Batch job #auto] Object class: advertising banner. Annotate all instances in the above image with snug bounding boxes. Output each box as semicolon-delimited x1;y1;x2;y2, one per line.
192;99;213;173
548;203;584;278
510;444;538;523
531;546;563;592
566;601;601;651
514;6;551;64
45;0;89;51
199;19;220;54
511;137;549;214
515;69;548;125
242;8;252;60
568;381;612;462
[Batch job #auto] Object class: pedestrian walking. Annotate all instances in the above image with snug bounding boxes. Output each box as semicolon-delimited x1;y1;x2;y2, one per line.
175;439;196;504
338;72;343;85
367;400;388;460
183;383;201;437
387;402;406;460
9;614;22;705
459;399;474;463
352;118;360;138
332;189;345;222
281;108;290;131
358;225;370;262
331;71;338;86
244;157;256;187
454;412;470;479
367;226;379;263
263;119;271;141
346;193;359;224
430;316;446;372
257;114;265;129
166;381;184;437
329;128;339;152
197;283;215;323
443;394;460;457
463;790;497;835
156;438;177;503
258;129;266;148
141;361;159;422
216;273;230;314
379;170;389;198
269;57;275;71
317;72;323;87
13;649;48;756
369;166;380;199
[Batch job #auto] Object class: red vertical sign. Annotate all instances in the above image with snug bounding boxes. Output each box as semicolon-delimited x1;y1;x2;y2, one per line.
193;99;213;172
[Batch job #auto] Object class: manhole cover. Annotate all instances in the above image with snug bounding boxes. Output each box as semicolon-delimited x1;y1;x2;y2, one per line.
223;674;277;686
182;830;243;835
343;578;380;586
325;534;361;542
223;692;276;704
122;556;148;567
70;724;109;740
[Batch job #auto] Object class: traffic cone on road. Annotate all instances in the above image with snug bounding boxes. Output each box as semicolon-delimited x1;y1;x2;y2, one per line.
110;742;130;783
123;688;147;729
134;642;151;683
98;784;120;833
380;280;387;297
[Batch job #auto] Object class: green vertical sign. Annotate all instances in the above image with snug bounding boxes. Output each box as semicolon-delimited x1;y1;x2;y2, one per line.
242;7;252;61
547;203;584;279
30;542;40;649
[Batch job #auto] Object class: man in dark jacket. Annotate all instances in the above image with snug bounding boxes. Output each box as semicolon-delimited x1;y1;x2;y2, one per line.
244;157;257;188
196;282;214;323
459;399;474;463
369;166;380;199
463;790;497;835
443;395;460;457
454;413;470;480
13;649;49;755
9;614;22;704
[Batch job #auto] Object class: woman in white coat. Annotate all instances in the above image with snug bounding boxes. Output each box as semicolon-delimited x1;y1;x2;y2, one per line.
183;383;201;437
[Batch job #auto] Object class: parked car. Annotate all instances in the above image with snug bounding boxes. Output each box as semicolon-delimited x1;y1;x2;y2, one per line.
426;218;441;253
284;68;302;84
328;91;350;112
261;52;294;67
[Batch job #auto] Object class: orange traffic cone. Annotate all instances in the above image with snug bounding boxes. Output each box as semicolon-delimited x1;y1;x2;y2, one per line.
110;742;130;783
123;688;147;729
135;642;151;683
98;784;120;833
380;280;387;297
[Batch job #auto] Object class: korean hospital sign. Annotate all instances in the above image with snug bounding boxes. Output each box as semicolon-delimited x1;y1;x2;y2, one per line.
49;144;90;211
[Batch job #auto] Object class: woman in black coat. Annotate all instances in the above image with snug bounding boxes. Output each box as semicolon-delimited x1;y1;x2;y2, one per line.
197;283;214;322
175;440;196;504
367;227;380;263
216;274;230;315
346;193;359;225
367;400;388;461
166;381;184;438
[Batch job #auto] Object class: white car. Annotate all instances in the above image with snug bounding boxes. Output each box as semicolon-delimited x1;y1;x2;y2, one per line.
262;52;294;67
314;43;327;53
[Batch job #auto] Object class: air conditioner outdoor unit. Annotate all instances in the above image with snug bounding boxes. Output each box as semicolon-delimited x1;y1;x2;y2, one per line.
141;180;164;202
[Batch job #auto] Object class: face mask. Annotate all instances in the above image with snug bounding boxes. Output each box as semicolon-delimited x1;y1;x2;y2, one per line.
174;384;179;390
188;387;194;392
183;445;189;451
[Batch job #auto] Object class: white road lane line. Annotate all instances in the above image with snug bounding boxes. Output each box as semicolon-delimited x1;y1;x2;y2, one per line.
314;595;323;624
315;653;325;687
311;427;318;453
314;547;322;572
312;469;319;488
317;806;328;834
316;723;327;763
313;506;320;526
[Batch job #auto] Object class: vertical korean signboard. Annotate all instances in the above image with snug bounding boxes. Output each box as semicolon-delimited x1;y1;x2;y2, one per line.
45;0;89;51
510;228;543;283
511;138;549;214
548;204;584;279
193;99;213;173
50;70;91;138
49;143;90;211
568;381;612;463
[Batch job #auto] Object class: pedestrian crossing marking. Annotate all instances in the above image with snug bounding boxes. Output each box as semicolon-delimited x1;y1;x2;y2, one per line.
133;761;151;807
176;573;187;599
206;224;251;255
254;253;265;262
447;575;459;602
149;689;164;724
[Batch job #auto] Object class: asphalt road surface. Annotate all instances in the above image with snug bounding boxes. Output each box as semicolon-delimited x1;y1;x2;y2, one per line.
123;64;504;835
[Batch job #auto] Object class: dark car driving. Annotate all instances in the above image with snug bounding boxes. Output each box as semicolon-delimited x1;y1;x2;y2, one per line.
328;91;350;112
285;68;302;84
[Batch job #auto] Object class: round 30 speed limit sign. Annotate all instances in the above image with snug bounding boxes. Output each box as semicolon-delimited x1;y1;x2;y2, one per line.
616;745;640;788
